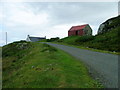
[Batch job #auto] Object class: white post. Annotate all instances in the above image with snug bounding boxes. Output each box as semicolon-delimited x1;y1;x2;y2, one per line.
118;1;120;15
6;32;7;45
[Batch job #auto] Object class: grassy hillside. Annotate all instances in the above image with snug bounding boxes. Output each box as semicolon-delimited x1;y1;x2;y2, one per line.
53;16;119;53
87;26;119;52
54;29;119;53
2;41;103;88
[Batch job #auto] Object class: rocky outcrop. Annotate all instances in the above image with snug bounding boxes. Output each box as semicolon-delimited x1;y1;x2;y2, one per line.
98;15;120;34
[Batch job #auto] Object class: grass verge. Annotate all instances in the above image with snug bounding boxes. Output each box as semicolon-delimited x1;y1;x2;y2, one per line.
51;42;119;55
2;41;103;88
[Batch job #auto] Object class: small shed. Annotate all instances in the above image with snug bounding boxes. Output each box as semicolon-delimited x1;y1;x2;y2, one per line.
68;24;92;36
26;35;46;42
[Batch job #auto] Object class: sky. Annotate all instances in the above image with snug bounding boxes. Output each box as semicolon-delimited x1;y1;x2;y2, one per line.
0;1;119;46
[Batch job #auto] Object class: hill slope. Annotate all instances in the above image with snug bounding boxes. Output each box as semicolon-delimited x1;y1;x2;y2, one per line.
98;15;120;34
2;41;102;88
55;15;119;53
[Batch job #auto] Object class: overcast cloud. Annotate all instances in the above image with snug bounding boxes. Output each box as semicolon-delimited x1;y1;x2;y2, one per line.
0;2;118;46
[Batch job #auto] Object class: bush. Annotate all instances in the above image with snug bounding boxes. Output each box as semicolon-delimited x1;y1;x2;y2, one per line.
93;36;108;42
57;39;63;42
47;37;60;42
75;36;94;43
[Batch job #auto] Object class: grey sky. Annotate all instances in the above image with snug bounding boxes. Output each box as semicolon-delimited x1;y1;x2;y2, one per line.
0;2;118;46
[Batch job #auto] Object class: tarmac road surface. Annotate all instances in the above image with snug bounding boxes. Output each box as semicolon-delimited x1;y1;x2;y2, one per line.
44;42;118;88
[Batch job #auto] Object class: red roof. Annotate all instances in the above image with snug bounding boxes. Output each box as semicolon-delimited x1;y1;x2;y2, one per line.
69;24;88;31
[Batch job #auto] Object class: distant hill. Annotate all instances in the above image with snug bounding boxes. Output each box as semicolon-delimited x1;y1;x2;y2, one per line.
53;15;119;53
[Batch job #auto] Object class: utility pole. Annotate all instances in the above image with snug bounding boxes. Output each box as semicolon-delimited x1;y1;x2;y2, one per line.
118;1;120;15
6;32;7;45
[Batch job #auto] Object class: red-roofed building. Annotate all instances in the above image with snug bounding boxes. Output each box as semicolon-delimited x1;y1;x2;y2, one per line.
68;24;92;36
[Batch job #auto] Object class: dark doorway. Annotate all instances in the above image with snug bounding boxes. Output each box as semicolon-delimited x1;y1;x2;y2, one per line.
76;30;79;35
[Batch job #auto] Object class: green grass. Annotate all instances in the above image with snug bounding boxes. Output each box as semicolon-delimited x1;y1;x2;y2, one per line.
2;41;103;88
48;16;119;54
51;41;120;55
51;24;119;55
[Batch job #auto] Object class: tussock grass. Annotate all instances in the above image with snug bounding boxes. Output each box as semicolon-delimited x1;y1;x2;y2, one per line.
2;41;103;88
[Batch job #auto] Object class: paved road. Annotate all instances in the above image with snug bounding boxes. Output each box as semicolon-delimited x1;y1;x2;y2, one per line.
44;43;118;88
